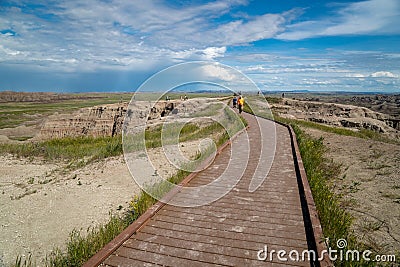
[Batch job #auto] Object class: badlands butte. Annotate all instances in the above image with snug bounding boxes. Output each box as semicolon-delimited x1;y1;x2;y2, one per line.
0;91;399;265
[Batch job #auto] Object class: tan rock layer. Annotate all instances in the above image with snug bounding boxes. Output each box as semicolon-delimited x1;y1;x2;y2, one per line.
39;101;178;139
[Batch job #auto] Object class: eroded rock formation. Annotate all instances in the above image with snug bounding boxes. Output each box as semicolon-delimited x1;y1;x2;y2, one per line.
39;103;127;138
272;99;399;137
39;101;186;139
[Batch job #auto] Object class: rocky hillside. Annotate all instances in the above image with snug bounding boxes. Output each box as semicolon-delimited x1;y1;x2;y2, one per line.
39;103;127;138
39;100;186;139
299;94;400;119
271;98;400;138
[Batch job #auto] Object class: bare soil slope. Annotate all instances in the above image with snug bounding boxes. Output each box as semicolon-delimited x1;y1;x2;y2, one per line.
302;127;400;254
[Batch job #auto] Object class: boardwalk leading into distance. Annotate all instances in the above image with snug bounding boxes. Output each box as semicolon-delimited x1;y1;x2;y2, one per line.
85;113;330;267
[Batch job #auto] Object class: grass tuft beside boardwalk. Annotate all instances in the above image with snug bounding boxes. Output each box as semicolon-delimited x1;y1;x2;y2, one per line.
47;215;127;267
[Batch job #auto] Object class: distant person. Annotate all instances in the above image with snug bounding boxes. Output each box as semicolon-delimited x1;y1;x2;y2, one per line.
281;93;285;98
232;96;237;108
238;96;244;114
184;94;188;101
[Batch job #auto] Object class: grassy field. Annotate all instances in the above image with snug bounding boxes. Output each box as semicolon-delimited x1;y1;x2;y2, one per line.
0;93;133;129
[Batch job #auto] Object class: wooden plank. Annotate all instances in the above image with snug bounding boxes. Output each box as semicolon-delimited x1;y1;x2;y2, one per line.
114;245;220;267
158;206;306;228
102;255;160;267
141;225;308;253
164;204;306;222
152;210;305;233
142;224;308;250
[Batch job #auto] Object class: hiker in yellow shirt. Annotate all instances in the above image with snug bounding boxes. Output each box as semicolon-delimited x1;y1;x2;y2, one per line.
238;95;244;114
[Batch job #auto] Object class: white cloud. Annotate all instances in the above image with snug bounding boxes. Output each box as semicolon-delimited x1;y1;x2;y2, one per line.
277;0;400;40
200;63;238;82
212;13;286;45
0;0;290;71
301;78;341;85
202;47;227;60
246;65;265;72
370;71;398;78
346;73;366;78
0;44;21;56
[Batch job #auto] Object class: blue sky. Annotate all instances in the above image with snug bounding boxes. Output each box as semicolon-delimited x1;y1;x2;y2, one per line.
0;0;399;93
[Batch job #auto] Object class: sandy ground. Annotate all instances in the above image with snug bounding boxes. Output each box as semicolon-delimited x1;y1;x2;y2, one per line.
0;141;204;266
0;155;139;266
302;127;400;254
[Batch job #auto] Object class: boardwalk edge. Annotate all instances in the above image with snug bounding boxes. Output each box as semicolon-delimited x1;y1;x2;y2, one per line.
285;124;333;267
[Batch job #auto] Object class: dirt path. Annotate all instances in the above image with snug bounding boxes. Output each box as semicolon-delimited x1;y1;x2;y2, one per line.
301;127;400;254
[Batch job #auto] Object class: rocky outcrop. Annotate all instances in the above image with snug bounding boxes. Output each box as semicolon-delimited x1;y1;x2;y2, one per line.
39;101;187;139
272;99;399;137
39;103;128;138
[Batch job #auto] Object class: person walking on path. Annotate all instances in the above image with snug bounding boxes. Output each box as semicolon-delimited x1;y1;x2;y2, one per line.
232;96;237;108
238;95;244;114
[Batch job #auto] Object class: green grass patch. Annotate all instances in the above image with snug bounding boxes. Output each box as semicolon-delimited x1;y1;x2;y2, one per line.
46;215;128;267
265;96;283;104
0;135;123;163
141;105;245;149
142;122;220;149
7;136;34;141
0;93;133;129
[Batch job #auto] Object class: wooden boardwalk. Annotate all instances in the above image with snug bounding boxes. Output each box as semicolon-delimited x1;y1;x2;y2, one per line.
84;113;330;267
